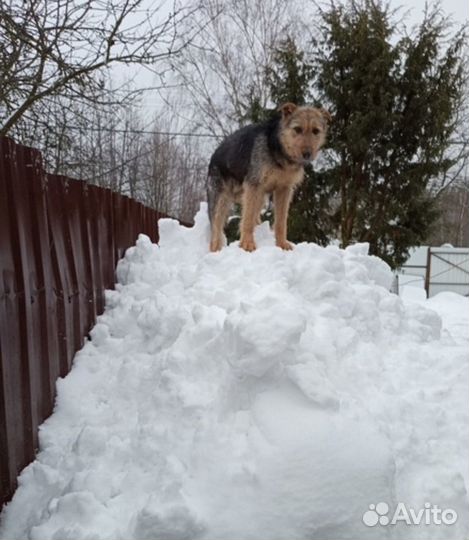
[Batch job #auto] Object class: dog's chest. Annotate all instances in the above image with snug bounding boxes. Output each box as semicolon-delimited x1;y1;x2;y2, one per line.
261;164;304;192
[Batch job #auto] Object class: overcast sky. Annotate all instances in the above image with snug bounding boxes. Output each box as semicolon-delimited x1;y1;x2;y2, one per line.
398;0;468;24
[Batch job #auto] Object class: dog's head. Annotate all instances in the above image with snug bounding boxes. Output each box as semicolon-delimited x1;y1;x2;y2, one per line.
278;103;331;164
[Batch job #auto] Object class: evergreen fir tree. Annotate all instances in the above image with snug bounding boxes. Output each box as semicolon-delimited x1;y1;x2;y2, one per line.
314;0;466;267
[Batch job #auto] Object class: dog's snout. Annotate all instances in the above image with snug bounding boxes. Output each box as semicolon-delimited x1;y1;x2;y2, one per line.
302;151;312;160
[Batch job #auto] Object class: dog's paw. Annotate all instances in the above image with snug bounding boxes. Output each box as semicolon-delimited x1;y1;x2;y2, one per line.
276;239;294;251
209;238;224;252
209;243;222;252
239;237;257;252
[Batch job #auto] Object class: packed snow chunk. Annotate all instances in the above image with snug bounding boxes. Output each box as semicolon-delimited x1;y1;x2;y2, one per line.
132;500;205;540
344;242;394;290
224;284;307;377
1;203;468;540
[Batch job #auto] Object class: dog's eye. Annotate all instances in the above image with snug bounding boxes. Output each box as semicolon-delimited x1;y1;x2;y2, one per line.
312;127;320;135
293;126;303;134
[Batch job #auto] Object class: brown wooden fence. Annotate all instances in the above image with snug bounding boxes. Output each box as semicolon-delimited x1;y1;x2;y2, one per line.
0;137;172;506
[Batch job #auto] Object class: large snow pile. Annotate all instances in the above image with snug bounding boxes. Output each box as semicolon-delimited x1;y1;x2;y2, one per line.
1;204;468;540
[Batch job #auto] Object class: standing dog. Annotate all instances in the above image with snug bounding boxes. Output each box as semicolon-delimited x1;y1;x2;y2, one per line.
206;103;331;252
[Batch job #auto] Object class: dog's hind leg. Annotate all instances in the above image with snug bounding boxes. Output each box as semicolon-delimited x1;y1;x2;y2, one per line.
208;186;232;252
207;168;231;252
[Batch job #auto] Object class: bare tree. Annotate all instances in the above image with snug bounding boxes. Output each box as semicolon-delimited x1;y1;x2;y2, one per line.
167;0;302;137
428;179;469;246
429;75;469;196
136;123;206;221
0;0;200;136
427;75;469;245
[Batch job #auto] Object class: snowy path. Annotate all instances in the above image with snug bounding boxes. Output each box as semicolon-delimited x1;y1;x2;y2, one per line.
1;205;468;540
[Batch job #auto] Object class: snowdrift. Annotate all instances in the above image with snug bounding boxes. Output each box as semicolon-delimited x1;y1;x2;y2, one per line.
1;204;468;540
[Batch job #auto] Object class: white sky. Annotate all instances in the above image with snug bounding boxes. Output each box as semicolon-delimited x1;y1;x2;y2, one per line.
403;0;468;23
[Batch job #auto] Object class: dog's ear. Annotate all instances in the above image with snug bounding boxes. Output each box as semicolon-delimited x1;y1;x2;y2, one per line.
320;108;332;125
279;102;297;118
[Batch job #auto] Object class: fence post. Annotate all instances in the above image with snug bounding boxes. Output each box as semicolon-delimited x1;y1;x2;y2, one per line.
424;247;432;298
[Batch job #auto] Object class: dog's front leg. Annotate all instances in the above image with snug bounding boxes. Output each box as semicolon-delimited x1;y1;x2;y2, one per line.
274;187;294;250
239;185;265;252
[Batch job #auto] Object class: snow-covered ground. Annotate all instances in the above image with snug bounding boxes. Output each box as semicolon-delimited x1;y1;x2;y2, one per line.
1;205;468;540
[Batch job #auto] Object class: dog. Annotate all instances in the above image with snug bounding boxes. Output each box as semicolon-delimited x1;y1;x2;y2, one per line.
206;103;331;252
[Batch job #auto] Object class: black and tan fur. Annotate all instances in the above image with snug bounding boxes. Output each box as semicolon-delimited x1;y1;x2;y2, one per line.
207;103;331;252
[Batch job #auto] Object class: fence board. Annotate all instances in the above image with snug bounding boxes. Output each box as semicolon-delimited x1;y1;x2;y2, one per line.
29;151;60;417
0;139;35;503
0;137;175;506
47;175;76;376
0;139;28;504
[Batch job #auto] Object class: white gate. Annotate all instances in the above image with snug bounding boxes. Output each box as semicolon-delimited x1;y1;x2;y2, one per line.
425;247;469;297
